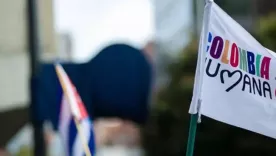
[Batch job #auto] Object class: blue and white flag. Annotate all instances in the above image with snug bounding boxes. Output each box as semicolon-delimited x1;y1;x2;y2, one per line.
55;64;96;156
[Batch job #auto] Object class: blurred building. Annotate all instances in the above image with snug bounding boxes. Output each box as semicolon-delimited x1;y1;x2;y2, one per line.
57;32;73;61
0;0;57;148
154;0;193;56
0;0;57;111
153;0;193;89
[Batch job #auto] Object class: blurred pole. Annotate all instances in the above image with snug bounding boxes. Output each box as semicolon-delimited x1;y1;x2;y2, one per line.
193;0;205;37
193;0;198;36
251;0;258;29
27;0;46;156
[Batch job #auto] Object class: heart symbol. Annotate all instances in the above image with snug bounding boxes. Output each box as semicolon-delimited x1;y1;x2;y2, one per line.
220;70;243;92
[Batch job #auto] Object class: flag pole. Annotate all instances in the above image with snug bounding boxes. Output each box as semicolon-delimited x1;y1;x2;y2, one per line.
55;65;92;156
186;1;212;156
73;118;92;156
185;114;198;156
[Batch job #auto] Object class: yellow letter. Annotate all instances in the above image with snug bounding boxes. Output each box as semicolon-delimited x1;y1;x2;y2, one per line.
221;40;229;64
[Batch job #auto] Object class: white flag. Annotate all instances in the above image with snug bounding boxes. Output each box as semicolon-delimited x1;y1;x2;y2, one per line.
190;0;276;139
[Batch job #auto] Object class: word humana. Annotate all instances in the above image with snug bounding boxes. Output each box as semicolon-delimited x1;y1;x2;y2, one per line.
205;32;272;99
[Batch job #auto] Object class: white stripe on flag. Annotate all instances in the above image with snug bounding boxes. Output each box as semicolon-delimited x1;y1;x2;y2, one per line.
59;95;71;155
56;64;81;119
73;119;92;156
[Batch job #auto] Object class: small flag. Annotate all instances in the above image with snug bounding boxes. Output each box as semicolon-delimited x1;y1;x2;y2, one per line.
55;64;96;156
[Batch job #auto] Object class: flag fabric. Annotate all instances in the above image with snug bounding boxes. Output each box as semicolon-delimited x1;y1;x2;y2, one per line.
267;48;276;59
190;0;276;139
56;64;96;156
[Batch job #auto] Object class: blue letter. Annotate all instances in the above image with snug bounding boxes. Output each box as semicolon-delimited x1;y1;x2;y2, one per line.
247;51;255;75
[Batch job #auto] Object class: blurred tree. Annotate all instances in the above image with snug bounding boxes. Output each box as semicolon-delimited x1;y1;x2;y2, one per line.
16;146;31;156
142;37;199;156
257;13;276;51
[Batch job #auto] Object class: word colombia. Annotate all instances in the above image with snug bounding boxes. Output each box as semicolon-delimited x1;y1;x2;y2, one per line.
205;32;274;99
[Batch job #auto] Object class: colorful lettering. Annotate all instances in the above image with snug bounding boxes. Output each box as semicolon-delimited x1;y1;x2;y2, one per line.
260;57;271;80
221;40;230;64
207;32;271;80
210;36;223;59
247;51;256;75
230;43;239;67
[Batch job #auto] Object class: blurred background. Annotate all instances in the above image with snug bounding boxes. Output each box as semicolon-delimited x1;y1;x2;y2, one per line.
1;0;276;156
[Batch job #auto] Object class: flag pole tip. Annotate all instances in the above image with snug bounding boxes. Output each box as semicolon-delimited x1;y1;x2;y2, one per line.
54;58;62;66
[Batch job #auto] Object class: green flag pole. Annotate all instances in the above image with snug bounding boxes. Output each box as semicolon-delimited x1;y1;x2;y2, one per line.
186;0;211;155
186;114;198;156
